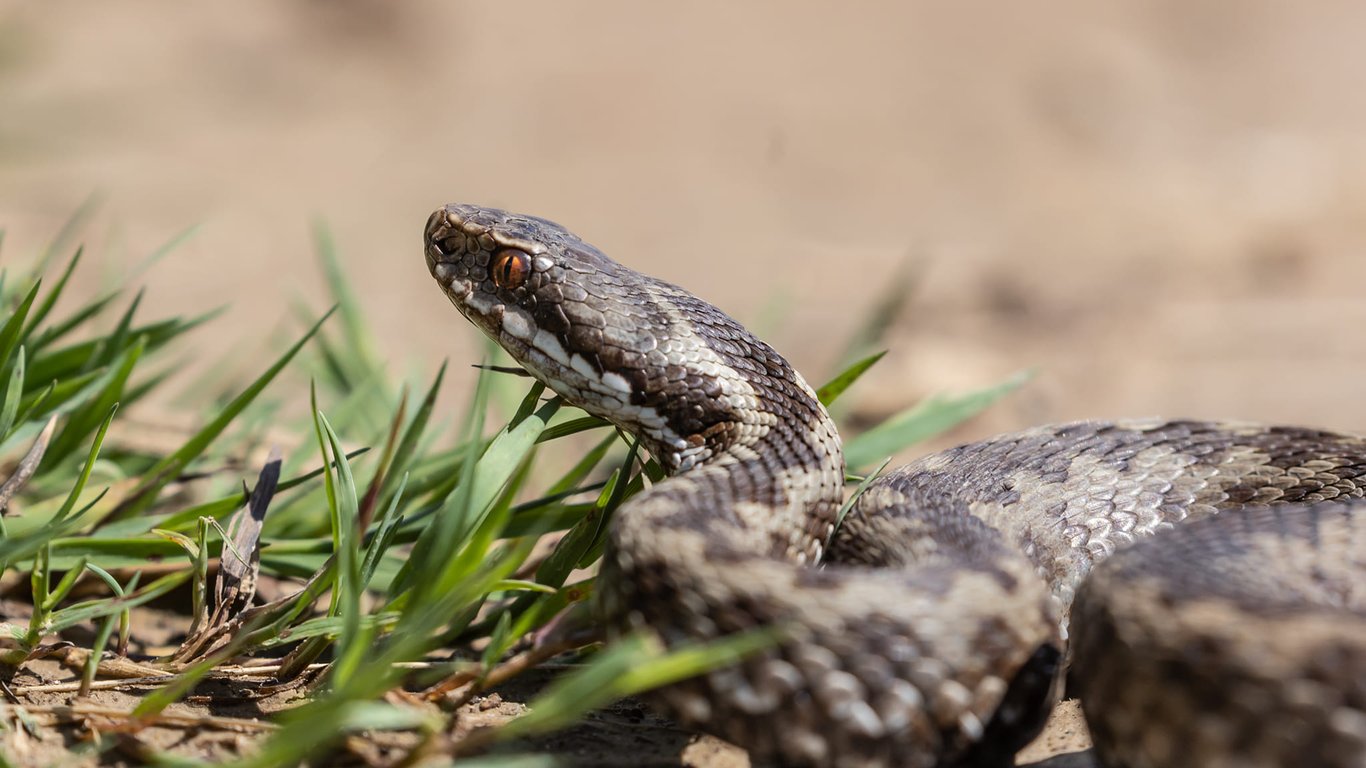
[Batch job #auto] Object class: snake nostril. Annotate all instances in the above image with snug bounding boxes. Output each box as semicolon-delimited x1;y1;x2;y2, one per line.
426;230;466;260
424;209;448;242
439;236;467;258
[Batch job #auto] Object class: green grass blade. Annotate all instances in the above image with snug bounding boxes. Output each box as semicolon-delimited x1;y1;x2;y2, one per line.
256;612;399;647
481;610;515;671
536;415;610;443
546;433;618;496
0;406;113;567
315;411;363;682
575;442;641;569
27;289;120;353
425;391;557;598
46;536;189;570
0;280;40;376
46;335;144;465
118;363;175;410
499;628;777;740
41;556;88;610
51;405;116;525
532;447;635;591
94;446;368;538
359;473;407;590
0;346;25;440
378;362;444;506
46;570;189;632
11;368;102;431
6;380;53;440
502;499;597;539
26;312;217;386
81;611;119;696
835;457;891;528
815;350;886;406
108;308;335;520
20;247;81;342
314;221;382;386
80;287;142;374
843;370;1030;470
613;628;781;694
454;393;549;545
391;358;490;596
306;316;355;392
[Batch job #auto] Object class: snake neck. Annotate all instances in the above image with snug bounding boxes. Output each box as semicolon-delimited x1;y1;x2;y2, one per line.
616;350;847;567
593;309;847;641
486;270;851;565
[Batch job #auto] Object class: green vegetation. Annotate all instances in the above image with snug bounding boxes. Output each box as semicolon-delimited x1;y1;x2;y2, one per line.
0;213;1021;766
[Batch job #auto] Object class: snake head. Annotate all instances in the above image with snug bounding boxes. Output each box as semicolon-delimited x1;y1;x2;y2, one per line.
424;204;633;367
425;203;587;333
425;203;702;463
424;203;822;473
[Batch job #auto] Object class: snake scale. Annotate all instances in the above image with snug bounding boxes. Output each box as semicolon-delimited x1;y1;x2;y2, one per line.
424;203;1366;768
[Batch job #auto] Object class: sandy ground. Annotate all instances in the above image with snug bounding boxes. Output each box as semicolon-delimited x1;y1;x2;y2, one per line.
3;2;1366;765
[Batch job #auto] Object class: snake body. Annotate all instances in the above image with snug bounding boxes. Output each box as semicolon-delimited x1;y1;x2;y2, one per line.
424;204;1366;768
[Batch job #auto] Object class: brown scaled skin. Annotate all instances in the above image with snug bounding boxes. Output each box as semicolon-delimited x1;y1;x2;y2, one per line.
426;204;1366;768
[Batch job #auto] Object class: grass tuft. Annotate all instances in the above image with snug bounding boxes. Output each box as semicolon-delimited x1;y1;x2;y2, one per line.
0;216;1018;766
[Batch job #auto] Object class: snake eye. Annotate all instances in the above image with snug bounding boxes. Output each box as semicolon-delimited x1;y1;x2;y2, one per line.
492;249;531;290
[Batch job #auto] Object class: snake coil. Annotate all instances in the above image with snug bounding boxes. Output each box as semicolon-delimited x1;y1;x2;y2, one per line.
425;203;1366;768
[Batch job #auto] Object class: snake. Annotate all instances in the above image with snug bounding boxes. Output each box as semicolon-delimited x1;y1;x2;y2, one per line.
423;203;1366;768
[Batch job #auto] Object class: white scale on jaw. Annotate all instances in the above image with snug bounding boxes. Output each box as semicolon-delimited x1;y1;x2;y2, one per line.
480;289;775;471
501;307;629;394
483;303;683;450
501;307;535;342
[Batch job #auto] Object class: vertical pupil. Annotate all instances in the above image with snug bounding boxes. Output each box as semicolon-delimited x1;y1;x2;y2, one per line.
495;252;523;288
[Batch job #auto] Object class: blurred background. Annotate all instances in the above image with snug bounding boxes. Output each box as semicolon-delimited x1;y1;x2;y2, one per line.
3;0;1365;445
